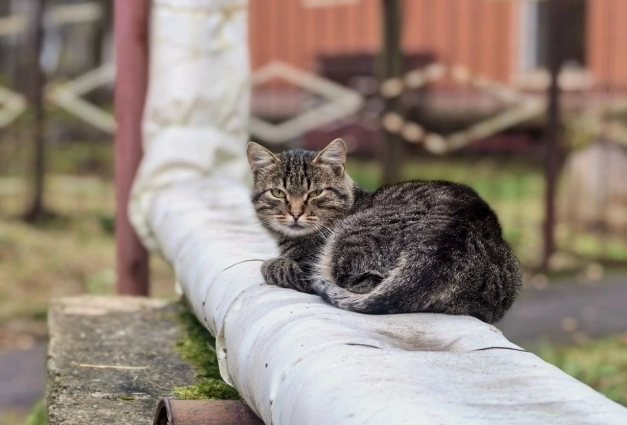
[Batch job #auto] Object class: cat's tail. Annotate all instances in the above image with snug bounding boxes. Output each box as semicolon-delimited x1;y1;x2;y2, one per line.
312;277;398;314
312;254;413;314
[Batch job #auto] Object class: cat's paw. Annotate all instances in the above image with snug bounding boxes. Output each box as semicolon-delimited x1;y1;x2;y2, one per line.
261;258;298;289
261;258;314;293
261;259;280;286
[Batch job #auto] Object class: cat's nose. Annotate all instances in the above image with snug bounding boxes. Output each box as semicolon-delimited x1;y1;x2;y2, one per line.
289;203;305;221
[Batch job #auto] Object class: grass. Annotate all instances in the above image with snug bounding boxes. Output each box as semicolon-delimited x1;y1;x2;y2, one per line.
0;411;29;425
536;335;627;406
0;400;47;425
173;310;240;400
0;175;177;328
0;214;177;325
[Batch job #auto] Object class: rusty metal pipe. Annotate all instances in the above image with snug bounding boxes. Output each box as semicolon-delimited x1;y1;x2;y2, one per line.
113;0;150;295
153;398;264;425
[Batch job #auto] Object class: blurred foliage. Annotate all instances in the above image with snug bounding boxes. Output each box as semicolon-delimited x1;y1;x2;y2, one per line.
99;214;114;234
537;335;627;406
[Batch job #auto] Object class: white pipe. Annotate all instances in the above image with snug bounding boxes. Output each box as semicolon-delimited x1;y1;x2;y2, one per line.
132;1;627;424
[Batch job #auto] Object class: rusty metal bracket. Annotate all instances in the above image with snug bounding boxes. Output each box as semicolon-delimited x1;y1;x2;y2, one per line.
153;398;264;425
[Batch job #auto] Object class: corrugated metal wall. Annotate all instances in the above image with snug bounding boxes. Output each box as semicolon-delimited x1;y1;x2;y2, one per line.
402;0;517;82
249;0;626;90
587;0;627;91
248;0;517;82
249;0;380;72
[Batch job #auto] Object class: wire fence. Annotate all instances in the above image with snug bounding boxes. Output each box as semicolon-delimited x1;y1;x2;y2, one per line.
1;0;626;273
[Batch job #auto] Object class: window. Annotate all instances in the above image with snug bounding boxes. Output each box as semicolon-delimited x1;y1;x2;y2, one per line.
520;0;586;71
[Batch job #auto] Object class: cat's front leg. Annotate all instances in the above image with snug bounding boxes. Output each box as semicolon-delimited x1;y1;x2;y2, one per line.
261;257;314;294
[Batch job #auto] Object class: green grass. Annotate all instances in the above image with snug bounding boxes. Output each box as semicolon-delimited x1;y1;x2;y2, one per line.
173;310;240;400
0;175;176;327
536;335;627;406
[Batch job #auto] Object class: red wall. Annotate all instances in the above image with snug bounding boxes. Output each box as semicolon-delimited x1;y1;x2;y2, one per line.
588;0;627;91
402;0;517;82
248;0;517;83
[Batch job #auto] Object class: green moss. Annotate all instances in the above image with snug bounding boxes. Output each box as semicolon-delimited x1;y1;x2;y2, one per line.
25;399;47;425
174;310;240;400
536;335;627;406
173;379;240;401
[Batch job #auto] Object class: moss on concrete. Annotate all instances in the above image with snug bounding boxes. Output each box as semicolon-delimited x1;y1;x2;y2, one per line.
174;310;240;400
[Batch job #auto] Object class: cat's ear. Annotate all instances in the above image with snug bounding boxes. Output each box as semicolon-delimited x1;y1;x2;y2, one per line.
247;142;280;172
313;138;347;169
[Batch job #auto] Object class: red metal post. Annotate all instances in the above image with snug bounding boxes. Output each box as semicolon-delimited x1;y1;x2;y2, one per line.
379;0;405;185
113;0;150;295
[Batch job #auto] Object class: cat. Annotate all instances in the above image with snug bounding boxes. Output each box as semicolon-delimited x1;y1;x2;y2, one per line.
246;138;522;324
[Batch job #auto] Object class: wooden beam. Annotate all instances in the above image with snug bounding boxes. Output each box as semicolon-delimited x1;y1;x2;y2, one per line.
113;0;150;295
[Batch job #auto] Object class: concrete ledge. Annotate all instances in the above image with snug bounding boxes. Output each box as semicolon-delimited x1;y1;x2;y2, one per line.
46;296;197;425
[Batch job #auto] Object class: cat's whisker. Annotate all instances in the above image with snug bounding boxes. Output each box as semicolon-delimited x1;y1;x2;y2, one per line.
315;223;335;237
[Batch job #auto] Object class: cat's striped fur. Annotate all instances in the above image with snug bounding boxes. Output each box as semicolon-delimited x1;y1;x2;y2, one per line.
247;139;522;323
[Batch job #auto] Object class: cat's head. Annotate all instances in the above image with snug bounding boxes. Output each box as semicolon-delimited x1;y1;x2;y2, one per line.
247;139;354;238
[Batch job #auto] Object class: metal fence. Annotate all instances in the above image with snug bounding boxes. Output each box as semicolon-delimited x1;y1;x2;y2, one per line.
0;0;114;217
1;0;626;274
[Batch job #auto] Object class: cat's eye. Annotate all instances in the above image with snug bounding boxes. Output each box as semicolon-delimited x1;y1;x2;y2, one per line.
270;189;286;198
308;189;323;199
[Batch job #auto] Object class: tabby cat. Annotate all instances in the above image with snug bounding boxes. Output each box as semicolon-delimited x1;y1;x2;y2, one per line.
247;139;521;323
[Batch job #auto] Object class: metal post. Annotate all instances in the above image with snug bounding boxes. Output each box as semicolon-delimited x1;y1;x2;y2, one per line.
379;0;405;185
23;0;46;223
541;0;564;270
114;0;150;295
